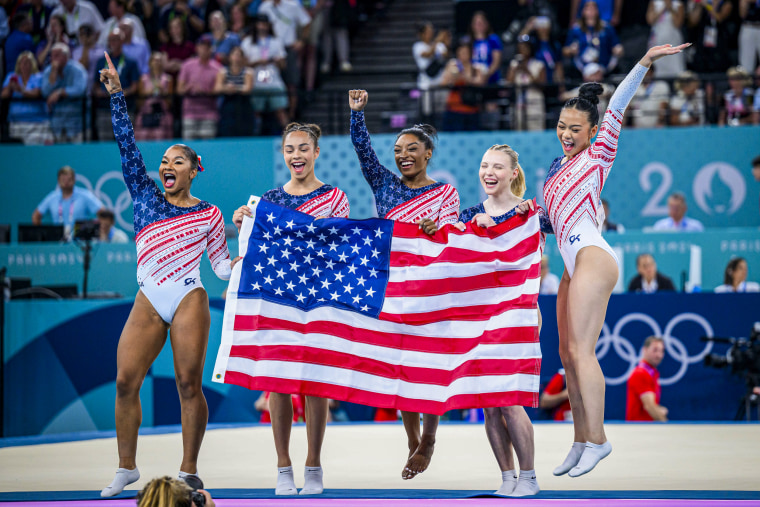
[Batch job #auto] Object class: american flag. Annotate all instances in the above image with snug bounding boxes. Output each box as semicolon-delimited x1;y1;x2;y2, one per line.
213;197;543;414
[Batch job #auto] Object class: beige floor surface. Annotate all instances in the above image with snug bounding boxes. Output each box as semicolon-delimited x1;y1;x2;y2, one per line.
1;423;759;494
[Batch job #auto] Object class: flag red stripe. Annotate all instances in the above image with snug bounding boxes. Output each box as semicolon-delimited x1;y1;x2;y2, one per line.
378;292;538;324
390;208;536;241
386;264;540;297
228;345;540;386
222;373;539;415
233;315;539;353
389;233;541;267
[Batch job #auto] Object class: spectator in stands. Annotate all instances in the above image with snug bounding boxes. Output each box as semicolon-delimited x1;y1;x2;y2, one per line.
714;257;760;292
646;0;686;78
257;0;311;119
626;336;668;422
601;198;624;232
177;33;222;139
629;65;670;128
41;42;88;143
669;70;705;126
413;21;449;121
32;166;104;237
99;0;146;46
519;15;565;89
0;1;7;46
119;18;151;75
94;29;140;139
540;369;572;421
17;0;53;46
539;255;560;295
134;51;174;140
241;13;289;133
158;0;205;44
207;10;240;65
229;2;248;40
753;154;760;187
4;14;36;77
563;0;623;76
560;62;615;115
469;10;502;85
302;0;326;95
506;35;546;131
739;0;760;73
96;208;129;243
161;16;197;78
720;66;755;126
440;41;484;132
652;192;704;231
687;0;733;74
754;66;760;124
1;51;53;145
321;0;355;74
36;14;70;69
628;253;676;293
569;0;622;27
51;0;104;42
72;24;105;94
214;45;254;136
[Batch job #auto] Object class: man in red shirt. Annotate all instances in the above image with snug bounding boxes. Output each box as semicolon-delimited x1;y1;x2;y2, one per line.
626;336;668;422
540;369;572;421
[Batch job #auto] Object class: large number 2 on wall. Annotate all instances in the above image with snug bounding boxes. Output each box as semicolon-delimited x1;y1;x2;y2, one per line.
639;162;672;217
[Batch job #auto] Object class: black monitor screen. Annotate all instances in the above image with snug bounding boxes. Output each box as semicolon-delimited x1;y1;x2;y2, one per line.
0;224;10;243
18;224;65;243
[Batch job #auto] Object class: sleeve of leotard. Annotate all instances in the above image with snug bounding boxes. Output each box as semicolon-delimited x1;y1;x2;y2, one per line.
110;91;156;203
206;205;232;280
437;185;460;226
589;63;648;173
350;109;393;193
331;188;351;218
538;206;554;234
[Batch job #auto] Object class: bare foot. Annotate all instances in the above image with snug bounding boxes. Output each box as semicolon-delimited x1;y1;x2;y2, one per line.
402;436;435;480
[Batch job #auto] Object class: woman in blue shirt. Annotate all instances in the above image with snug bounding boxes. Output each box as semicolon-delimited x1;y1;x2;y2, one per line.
1;50;52;144
563;0;623;75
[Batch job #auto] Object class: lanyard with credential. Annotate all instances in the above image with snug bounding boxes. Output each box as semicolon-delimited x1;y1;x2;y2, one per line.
58;195;76;225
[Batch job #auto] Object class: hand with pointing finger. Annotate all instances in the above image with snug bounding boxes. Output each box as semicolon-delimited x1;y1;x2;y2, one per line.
99;52;123;95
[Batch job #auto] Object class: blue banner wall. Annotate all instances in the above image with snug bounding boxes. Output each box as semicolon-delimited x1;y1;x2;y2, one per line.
3;294;758;437
1;126;758;237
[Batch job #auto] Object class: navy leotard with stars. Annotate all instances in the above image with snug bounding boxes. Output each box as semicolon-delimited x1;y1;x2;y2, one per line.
460;201;554;232
262;184;350;218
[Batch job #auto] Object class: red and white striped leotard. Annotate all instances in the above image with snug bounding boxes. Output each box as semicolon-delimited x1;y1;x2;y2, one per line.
543;63;648;277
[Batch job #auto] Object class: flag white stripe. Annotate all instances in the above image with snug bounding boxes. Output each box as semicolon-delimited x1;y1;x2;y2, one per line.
388;255;541;283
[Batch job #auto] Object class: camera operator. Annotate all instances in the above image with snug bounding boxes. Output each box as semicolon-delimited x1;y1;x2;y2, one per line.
96;208;129;243
626;336;669;422
137;476;214;507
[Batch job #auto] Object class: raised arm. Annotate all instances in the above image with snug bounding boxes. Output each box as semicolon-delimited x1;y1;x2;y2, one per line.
100;51;156;203
348;89;394;192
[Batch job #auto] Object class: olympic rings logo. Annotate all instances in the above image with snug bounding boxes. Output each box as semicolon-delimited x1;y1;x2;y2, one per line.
596;312;715;386
76;171;161;233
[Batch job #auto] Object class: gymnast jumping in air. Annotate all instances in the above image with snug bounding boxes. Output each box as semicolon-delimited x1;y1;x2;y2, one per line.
98;52;237;497
233;122;349;496
518;43;690;478
348;88;460;480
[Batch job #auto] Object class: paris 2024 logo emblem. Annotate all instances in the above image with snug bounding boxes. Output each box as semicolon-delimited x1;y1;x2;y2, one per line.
692;162;745;216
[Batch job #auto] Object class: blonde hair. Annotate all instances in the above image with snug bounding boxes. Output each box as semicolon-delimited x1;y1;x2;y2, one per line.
14;51;39;75
136;476;193;507
727;66;751;87
487;144;526;198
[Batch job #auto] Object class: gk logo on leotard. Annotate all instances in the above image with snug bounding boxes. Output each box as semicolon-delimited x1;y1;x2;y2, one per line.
184;278;197;286
568;234;581;245
596;312;714;386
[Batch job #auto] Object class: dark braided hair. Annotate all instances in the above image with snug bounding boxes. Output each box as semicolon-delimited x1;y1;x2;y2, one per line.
282;122;322;149
562;83;604;126
396;124;438;156
171;144;199;172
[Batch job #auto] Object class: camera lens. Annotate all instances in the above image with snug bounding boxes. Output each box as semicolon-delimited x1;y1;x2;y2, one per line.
190;491;206;507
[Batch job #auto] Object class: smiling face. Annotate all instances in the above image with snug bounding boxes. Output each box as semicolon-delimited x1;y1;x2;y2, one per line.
557;107;597;158
394;133;431;182
479;149;518;198
160;146;197;195
283;130;319;183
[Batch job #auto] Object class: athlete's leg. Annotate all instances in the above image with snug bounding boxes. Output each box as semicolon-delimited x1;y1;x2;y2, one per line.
404;413;438;479
270;392;294;467
483;408;515;471
400;411;420;479
304;396;329;467
169;288;211;475
566;246;617;445
501;406;534;470
115;291;170;470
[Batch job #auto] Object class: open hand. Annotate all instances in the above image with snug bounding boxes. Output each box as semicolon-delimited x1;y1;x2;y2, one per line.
349;89;368;111
99;52;123;95
641;43;691;67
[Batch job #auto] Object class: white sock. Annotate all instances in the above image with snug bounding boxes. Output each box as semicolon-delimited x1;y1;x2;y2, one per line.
553;442;585;476
299;466;324;495
569;441;612;478
494;469;517;495
509;469;540;497
275;466;297;495
101;467;140;497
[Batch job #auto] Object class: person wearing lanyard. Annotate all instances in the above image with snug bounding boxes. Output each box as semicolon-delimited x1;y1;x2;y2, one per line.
32;165;105;239
652;192;705;232
563;0;623;75
626;336;668;422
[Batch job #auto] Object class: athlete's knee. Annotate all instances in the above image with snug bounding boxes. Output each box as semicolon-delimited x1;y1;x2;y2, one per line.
483;407;501;421
175;374;203;400
115;372;142;398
